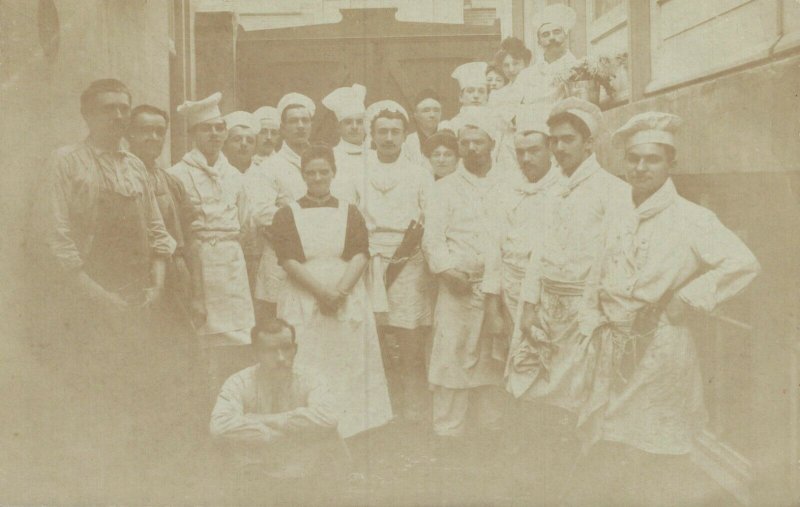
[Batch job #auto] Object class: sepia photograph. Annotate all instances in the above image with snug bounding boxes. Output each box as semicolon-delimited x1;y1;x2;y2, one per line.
1;0;799;505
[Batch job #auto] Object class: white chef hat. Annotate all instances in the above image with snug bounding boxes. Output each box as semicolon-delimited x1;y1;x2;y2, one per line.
276;92;316;121
322;84;367;122
548;97;603;137
252;106;280;130
177;92;223;129
366;100;409;126
515;108;550;137
534;4;577;34
612;111;683;150
223;110;260;134
453;106;499;141
451;61;488;90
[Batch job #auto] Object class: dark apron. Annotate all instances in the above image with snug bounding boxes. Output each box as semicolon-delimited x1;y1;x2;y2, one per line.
84;186;151;302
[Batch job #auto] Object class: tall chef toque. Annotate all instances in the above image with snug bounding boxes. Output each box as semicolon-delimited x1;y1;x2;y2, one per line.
451;61;488;90
177;92;223;129
322;84;367;122
534;3;577;34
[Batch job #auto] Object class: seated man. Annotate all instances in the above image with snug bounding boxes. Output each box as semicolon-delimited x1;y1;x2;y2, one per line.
210;319;349;480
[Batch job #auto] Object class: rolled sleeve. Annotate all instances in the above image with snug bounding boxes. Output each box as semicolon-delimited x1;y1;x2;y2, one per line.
44;153;84;272
142;176;176;257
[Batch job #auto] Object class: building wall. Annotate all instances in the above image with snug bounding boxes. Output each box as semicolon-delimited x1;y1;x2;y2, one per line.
0;2;177;498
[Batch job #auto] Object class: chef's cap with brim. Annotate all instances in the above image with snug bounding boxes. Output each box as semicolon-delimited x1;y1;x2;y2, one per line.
366;100;409;126
453;106;499;141
253;106;280;130
177;92;223;129
548;97;603;138
276;92;316;120
451;61;489;90
515;108;550;138
322;84;367;122
223;110;260;134
612;111;683;150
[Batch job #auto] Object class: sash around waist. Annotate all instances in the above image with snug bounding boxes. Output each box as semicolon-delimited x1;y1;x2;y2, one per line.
193;230;241;243
541;277;584;296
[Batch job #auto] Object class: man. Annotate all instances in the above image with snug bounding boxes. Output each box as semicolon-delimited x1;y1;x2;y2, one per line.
252;105;281;165
222;110;263;292
517;4;578;119
488;110;560;327
564;112;760;505
126;104;191;309
253;93;315;317
168;92;254;399
348;100;435;422
423;109;509;454
512;97;629;500
450;61;489;122
321;84;368;203
403;88;442;171
41;78;176;487
222;110;260;174
210;320;347;482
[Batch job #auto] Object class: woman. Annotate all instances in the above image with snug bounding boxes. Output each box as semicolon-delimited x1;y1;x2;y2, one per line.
486;63;508;93
495;36;532;84
422;129;459;181
270;144;393;439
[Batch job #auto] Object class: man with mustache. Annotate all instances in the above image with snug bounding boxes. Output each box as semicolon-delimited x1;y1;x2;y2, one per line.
566;112;760;505
347;100;435;423
253;93;316;320
222;111;263;292
211;320;348;483
517;4;578;119
322;84;368;203
41;78;176;486
168;92;254;400
423;109;510;458
252;106;281;165
512;97;629;499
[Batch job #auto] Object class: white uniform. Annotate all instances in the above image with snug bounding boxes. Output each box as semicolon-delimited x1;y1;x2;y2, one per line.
168;149;254;347
330;139;367;204
253;144;306;303
348;151;435;329
517;51;577;121
577;179;760;454
512;154;629;411
402;131;432;174
423;166;509;436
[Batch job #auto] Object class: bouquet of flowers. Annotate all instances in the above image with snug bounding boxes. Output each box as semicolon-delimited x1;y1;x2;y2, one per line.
560;52;627;103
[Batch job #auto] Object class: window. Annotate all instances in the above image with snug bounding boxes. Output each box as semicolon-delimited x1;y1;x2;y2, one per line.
593;0;623;19
586;0;629;104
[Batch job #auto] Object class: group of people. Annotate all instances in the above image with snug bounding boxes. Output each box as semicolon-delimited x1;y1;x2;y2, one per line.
39;3;762;503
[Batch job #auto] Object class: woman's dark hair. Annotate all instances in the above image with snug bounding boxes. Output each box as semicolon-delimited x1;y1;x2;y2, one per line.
300;143;337;175
498;37;532;65
422;130;459;159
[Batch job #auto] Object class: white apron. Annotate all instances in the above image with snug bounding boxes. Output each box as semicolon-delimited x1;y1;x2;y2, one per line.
277;202;393;438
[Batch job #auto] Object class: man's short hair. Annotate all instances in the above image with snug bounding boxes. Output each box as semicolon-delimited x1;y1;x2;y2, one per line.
131;104;170;125
371;110;408;131
280;104;311;125
251;319;297;347
80;79;131;115
517;130;549;143
301;143;337;175
547;112;592;141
